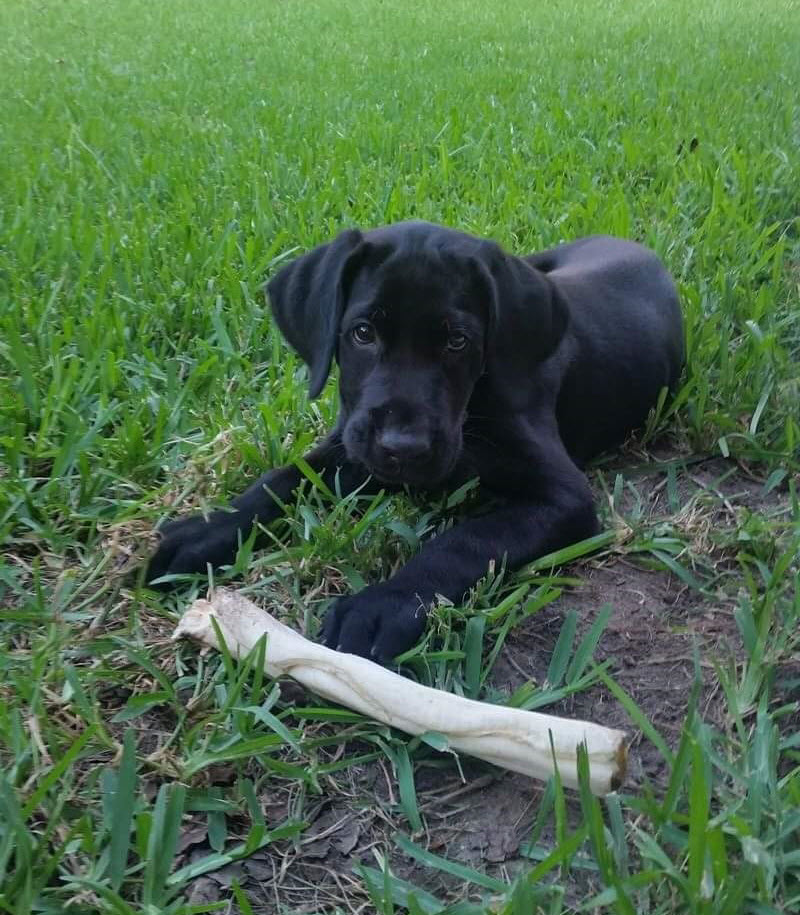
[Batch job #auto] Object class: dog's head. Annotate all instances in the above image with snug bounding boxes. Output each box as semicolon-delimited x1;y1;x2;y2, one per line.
266;221;568;487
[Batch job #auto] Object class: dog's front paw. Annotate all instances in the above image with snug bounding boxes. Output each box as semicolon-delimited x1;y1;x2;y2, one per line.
146;511;246;589
321;586;428;664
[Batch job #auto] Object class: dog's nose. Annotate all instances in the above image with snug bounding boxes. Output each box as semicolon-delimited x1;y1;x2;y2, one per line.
376;429;429;469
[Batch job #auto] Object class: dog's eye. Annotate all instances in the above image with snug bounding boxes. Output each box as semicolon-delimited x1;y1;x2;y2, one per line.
446;333;468;352
351;322;376;345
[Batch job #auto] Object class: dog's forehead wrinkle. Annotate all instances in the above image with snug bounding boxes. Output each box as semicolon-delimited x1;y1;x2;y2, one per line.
379;253;451;292
367;262;481;324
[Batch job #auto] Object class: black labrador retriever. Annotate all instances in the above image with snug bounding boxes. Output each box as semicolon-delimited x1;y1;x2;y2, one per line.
147;221;683;662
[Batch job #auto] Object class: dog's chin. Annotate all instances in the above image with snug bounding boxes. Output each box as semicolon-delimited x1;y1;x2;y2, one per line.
365;450;460;490
369;464;446;489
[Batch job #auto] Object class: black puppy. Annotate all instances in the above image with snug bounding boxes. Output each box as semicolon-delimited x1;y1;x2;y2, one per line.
148;221;683;662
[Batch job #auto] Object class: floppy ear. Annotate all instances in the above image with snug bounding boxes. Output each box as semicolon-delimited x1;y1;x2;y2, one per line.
473;241;570;407
266;229;364;398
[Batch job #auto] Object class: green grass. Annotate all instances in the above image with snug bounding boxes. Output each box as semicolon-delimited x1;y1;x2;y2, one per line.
1;0;799;912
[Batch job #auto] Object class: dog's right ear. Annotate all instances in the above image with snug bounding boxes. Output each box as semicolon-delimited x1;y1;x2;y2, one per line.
469;240;570;411
265;229;364;398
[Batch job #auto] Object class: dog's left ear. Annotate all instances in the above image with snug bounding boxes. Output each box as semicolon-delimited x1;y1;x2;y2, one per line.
472;241;570;408
266;229;364;398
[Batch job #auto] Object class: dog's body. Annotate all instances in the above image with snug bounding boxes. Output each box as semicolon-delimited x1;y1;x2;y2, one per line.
148;222;683;661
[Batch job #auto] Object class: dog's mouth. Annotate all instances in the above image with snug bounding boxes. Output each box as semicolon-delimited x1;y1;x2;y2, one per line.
369;465;408;485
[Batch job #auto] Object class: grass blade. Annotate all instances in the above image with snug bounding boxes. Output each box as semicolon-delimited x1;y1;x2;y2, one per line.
108;729;138;892
394;833;507;893
545;610;577;688
21;724;97;820
594;667;674;765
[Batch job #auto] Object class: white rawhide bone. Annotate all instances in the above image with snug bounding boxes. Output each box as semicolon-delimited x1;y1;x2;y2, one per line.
173;589;627;795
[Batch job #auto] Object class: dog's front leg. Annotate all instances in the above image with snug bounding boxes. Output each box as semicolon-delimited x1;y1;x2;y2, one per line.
146;430;369;588
323;436;598;663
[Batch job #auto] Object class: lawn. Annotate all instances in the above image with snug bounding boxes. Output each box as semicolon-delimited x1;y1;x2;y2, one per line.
1;0;799;912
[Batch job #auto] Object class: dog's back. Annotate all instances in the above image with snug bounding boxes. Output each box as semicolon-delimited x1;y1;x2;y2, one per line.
531;236;684;461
